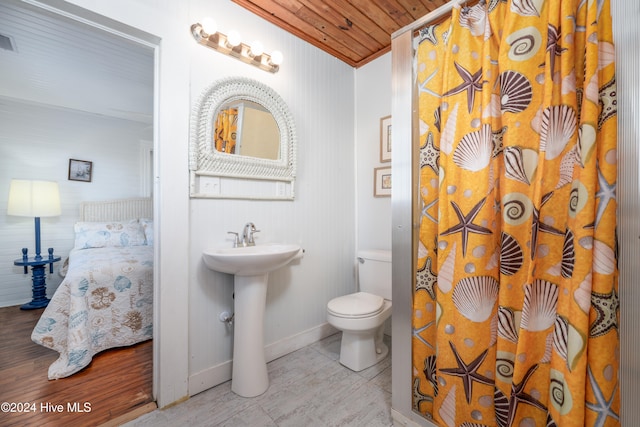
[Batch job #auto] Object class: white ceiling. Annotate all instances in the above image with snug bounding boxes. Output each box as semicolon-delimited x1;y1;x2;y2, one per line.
0;0;154;124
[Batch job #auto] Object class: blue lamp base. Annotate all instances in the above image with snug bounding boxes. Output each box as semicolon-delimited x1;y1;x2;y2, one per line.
13;217;61;310
20;264;51;310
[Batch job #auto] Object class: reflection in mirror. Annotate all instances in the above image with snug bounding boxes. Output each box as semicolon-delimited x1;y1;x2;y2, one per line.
214;100;280;160
214;106;237;154
190;77;297;200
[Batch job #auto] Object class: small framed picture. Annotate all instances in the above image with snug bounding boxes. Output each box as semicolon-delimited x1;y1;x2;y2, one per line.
380;115;392;163
374;166;391;197
68;159;93;182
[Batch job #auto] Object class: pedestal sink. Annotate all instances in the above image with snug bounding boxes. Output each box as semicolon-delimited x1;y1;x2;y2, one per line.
202;243;302;397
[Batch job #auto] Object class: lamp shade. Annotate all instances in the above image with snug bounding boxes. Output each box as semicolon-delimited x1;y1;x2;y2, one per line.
7;179;61;217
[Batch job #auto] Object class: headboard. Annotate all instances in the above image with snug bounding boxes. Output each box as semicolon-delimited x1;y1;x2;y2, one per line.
79;198;153;222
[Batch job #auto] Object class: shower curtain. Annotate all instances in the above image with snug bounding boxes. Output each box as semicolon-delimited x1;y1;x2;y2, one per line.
412;1;618;426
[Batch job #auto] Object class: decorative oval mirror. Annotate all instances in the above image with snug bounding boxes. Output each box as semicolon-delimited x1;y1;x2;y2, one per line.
189;77;297;200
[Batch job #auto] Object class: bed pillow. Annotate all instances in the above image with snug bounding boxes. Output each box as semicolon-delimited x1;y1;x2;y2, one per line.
74;219;146;249
139;218;154;246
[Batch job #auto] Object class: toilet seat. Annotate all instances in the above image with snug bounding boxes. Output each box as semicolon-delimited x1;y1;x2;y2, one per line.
327;292;384;318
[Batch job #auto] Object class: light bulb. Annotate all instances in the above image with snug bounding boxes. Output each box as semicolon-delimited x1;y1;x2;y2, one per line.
227;30;242;47
250;40;264;57
270;50;283;66
200;17;217;36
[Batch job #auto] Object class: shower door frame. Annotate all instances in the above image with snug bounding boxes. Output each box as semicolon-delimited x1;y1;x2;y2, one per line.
389;2;465;425
389;21;420;426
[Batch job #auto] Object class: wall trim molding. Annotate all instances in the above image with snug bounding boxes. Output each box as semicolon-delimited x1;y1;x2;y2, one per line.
391;408;438;427
188;322;338;396
139;140;153;198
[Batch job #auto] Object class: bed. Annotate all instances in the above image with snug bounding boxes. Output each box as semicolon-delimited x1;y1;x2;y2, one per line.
31;198;154;380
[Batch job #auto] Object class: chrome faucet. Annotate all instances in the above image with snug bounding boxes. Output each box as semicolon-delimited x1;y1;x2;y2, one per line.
241;222;259;246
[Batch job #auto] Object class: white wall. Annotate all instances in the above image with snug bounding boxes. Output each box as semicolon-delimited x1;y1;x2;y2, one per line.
0;100;151;307
186;0;357;394
355;54;392;252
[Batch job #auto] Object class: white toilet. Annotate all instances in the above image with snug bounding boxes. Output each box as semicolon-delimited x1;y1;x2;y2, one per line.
327;250;392;372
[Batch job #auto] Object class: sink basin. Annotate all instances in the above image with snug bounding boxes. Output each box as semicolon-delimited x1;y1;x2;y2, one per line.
202;243;301;276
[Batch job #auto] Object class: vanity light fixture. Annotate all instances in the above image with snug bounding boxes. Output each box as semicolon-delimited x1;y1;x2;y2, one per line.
191;18;283;73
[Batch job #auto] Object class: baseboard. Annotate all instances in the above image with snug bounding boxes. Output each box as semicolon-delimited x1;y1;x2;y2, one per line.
188;322;338;396
188;360;233;396
264;322;338;361
391;408;438;427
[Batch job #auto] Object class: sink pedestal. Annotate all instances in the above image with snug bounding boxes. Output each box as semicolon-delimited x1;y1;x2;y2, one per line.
231;273;269;397
201;243;302;397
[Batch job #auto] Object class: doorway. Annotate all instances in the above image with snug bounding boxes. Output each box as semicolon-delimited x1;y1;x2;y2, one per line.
0;0;159;421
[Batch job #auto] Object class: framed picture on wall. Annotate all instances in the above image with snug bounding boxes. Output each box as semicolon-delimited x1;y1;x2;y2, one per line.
380;115;392;163
374;166;391;197
68;159;93;182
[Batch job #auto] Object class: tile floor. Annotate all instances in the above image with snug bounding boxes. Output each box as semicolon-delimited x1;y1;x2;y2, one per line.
124;333;393;427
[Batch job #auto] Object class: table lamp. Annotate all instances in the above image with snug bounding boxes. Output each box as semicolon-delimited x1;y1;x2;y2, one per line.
8;179;62;309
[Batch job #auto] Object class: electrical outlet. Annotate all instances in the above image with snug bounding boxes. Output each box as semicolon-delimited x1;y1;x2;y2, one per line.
202;177;221;194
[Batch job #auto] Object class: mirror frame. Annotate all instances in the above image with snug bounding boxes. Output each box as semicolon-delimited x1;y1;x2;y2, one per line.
189;77;297;199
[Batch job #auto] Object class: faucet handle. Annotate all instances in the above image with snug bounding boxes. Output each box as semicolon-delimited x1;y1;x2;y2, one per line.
227;231;241;247
247;228;260;246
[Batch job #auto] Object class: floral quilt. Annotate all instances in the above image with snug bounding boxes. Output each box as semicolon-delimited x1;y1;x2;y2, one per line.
31;245;153;379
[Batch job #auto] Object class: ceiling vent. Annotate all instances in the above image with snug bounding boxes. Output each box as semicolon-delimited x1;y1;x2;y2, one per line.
0;33;16;52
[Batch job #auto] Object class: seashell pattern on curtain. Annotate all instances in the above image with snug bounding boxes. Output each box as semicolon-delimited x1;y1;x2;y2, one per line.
412;0;619;425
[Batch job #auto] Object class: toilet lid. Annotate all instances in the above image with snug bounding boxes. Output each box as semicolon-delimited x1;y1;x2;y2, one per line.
327;292;384;317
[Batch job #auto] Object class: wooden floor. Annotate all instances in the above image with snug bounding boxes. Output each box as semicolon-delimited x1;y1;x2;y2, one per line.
0;305;155;427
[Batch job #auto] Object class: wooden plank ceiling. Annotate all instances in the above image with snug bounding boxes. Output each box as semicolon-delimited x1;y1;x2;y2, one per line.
232;0;448;68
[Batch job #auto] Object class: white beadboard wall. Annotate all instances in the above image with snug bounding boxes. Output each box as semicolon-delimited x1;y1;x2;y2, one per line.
0;100;151;307
612;0;640;424
355;54;392;252
186;1;357;393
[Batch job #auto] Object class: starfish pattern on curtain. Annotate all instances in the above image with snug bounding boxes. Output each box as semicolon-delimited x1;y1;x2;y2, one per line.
411;0;619;425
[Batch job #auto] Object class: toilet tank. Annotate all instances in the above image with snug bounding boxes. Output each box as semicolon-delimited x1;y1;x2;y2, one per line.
357;250;392;300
